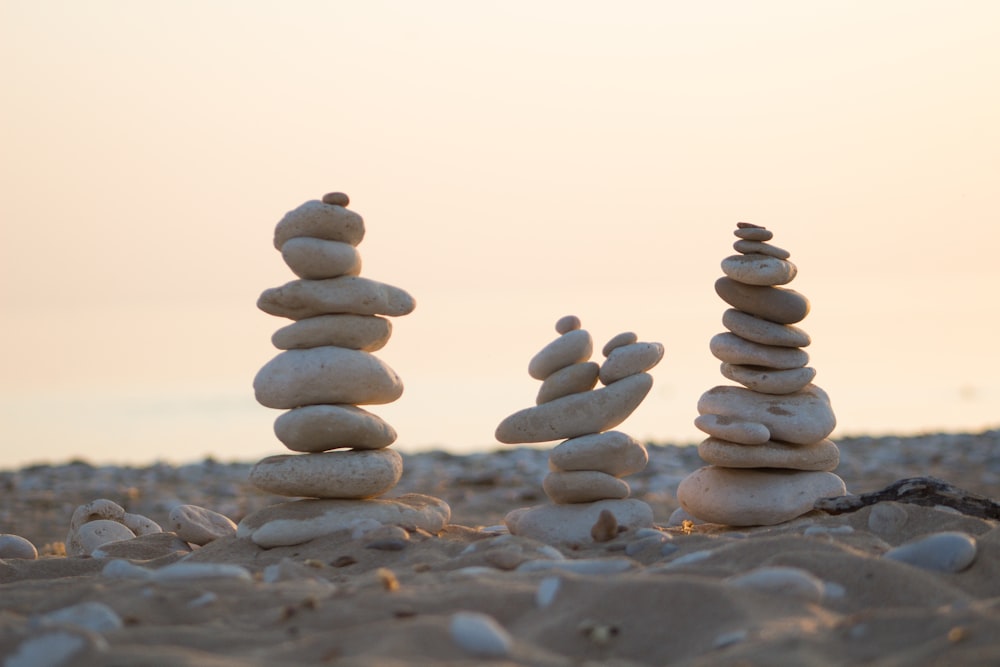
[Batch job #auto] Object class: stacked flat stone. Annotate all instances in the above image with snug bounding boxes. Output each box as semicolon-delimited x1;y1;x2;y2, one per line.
496;315;664;543
676;223;847;526
238;193;450;547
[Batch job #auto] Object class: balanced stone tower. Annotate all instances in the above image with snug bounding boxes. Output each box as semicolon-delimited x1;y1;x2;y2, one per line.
496;315;664;543
677;223;846;526
237;192;450;548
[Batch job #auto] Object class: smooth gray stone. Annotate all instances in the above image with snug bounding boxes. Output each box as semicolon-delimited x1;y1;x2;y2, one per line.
0;534;37;560
249;449;402;499
599;341;664;384
884;531;978;573
733;240;791;259
528;329;593;380
237;493;451;548
555;315;581;334
697;437;840;471
34;601;123;633
281;237;362;280
449;612;513;658
715;278;810;324
734;225;773;241
504;498;654;544
722;309;811;347
721;253;797;286
273;200;365;249
274;404;397;452
543;471;630;504
694;414;772;445
710;332;808;369
536;362;599;404
602;331;638;357
549;431;648;476
271;314;392;351
254;347;403;409
168;505;238;546
496;373;653;444
725;566;825;602
721;363;816;394
258;276;416;320
677;466;846;526
698;384;836;444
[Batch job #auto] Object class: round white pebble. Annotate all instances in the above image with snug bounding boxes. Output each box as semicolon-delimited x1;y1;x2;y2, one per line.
449;611;513;657
884;531;978;573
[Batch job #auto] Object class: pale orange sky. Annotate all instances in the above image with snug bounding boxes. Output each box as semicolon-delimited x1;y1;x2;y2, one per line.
1;2;998;467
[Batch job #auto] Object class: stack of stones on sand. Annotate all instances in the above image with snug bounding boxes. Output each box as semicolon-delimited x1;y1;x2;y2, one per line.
677;223;846;526
238;192;449;548
496;315;664;543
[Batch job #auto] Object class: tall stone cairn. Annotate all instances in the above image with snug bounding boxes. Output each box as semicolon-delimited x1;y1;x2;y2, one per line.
676;223;846;526
237;192;450;548
496;315;664;544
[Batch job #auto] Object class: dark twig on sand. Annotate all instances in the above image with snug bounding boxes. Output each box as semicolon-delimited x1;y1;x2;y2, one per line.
814;476;1000;520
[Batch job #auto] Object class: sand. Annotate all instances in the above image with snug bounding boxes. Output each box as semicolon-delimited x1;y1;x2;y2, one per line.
2;430;1000;665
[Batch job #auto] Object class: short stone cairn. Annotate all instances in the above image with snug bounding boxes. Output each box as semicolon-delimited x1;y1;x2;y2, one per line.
238;192;450;548
677;223;846;526
496;315;664;543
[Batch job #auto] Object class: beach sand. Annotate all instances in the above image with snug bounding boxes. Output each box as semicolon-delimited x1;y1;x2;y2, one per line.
2;430;999;665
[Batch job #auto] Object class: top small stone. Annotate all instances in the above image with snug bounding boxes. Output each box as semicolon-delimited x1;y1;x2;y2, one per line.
734;223;773;242
322;192;350;206
555;315;581;334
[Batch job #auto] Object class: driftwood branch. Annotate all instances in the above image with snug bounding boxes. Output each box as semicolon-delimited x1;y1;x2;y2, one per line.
814;476;1000;521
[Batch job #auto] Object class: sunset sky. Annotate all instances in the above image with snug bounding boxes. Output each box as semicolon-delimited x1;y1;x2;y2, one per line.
2;1;998;468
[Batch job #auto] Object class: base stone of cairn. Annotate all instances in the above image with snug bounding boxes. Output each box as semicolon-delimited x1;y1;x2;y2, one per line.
238;192;450;547
676;223;846;526
496;316;664;544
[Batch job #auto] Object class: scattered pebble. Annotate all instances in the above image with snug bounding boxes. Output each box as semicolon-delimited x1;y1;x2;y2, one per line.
867;502;909;535
449;611;513;658
168;504;237;546
535;576;561;608
883;531;978;573
0;533;38;559
725;566;825;603
33;601;123;634
4;628;105;667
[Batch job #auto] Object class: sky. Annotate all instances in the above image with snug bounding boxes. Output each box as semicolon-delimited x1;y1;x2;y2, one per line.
1;1;998;468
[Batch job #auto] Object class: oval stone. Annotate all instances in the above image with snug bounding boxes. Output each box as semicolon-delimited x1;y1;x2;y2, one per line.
168;505;237;546
274;404;397;452
602;331;638;357
694;413;771;445
555;315;581;334
281;238;362;280
721;254;798;286
258;276;416;320
697;384;836;444
549;431;648;476
249;449;403;499
271;314;392;351
720;363;816;394
273;200;365;249
505;498;654;544
544;471;630;504
734;225;773;241
0;534;38;560
697;437;840;471
69;520;137;557
677;466;846;526
599;342;665;384
528;329;593;380
496;373;653;444
536;361;599;404
715;278;810;324
710;333;808;369
883;531;978;573
237;493;451;548
722;309;811;347
254;347;403;409
733;240;790;259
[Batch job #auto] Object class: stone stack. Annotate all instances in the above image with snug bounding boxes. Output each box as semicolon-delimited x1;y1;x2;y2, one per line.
237;192;450;548
676;223;846;526
496;315;664;543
